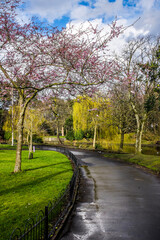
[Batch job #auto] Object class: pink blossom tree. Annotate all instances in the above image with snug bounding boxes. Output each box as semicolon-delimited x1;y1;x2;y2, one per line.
0;0;124;172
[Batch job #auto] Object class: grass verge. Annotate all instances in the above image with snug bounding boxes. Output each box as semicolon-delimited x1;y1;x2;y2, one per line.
0;150;73;240
103;152;160;175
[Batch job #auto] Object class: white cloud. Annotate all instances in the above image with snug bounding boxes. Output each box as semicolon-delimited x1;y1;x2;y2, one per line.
69;0;160;35
26;0;79;22
137;0;155;11
16;0;159;54
134;10;160;35
70;5;90;21
66;17;150;55
19;0;159;37
93;0;124;17
15;9;31;25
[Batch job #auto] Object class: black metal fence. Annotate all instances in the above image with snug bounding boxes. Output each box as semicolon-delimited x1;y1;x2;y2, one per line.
9;147;80;240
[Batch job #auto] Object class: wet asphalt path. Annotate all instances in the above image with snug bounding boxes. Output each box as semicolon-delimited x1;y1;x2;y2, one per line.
60;149;160;240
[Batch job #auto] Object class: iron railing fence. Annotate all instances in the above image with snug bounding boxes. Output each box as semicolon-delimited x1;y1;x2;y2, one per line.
9;147;80;240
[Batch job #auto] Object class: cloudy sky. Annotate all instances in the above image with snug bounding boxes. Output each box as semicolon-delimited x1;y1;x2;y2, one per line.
18;0;160;52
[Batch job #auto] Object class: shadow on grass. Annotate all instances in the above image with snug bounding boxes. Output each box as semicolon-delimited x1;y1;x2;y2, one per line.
24;161;70;172
0;169;72;196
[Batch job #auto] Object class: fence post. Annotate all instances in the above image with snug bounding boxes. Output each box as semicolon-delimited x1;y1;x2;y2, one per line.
44;206;48;240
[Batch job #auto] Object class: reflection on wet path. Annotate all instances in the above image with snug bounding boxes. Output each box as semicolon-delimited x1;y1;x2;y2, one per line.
60;150;160;240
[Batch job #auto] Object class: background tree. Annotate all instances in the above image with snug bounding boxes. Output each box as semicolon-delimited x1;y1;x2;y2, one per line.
42;97;72;144
2;104;19;142
0;100;7;142
116;36;160;153
24;107;45;159
110;86;136;149
73;95;116;148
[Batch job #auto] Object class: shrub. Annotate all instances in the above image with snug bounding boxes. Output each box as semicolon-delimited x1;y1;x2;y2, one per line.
32;134;43;143
74;129;84;140
4;131;11;140
84;130;94;139
66;130;75;141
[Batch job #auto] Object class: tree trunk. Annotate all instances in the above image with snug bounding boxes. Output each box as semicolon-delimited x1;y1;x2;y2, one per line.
13;90;38;172
62;126;64;136
134;112;146;154
26;131;29;144
28;119;33;159
11;87;14;146
14;110;25;172
57;121;63;145
131;102;146;154
135;119;145;154
93;124;97;149
120;130;125;149
14;95;26;172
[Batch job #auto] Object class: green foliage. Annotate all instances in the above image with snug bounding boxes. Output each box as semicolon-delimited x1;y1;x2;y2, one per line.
74;129;84;140
65;130;75;141
64;115;73;131
0;108;5;140
40;121;53;135
73;95;117;140
0;150;73;240
84;130;94;139
4;131;11;140
144;94;156;112
32;134;43;143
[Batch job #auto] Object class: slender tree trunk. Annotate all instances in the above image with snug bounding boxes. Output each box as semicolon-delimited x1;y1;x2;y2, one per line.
14;96;25;172
93;124;97;149
131;102;146;154
57;120;63;145
14;90;38;172
135;118;146;154
26;130;29;144
11;87;14;146
62;126;64;136
120;130;125;149
28;119;33;159
119;120;125;150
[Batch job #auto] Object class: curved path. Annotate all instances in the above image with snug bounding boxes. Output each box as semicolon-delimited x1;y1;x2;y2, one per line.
60;149;160;240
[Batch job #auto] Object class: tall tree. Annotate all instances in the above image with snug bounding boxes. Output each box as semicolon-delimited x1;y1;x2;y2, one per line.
116;36;160;153
73;95;115;148
42;97;72;144
0;0;124;172
110;86;136;149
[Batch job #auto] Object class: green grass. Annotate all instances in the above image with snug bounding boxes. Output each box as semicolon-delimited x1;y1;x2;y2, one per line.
104;152;160;174
0;144;28;150
0;150;73;240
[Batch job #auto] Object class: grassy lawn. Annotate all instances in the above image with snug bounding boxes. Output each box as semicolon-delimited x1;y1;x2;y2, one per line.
104;152;160;174
0;144;28;150
0;150;73;240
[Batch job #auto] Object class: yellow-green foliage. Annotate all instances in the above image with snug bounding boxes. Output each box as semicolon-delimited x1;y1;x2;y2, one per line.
73;96;89;131
73;95;118;139
99;133;136;150
24;108;45;134
3;105;19;138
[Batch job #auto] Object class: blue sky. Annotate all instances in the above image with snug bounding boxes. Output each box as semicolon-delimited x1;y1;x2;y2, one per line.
16;0;160;52
18;0;159;32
